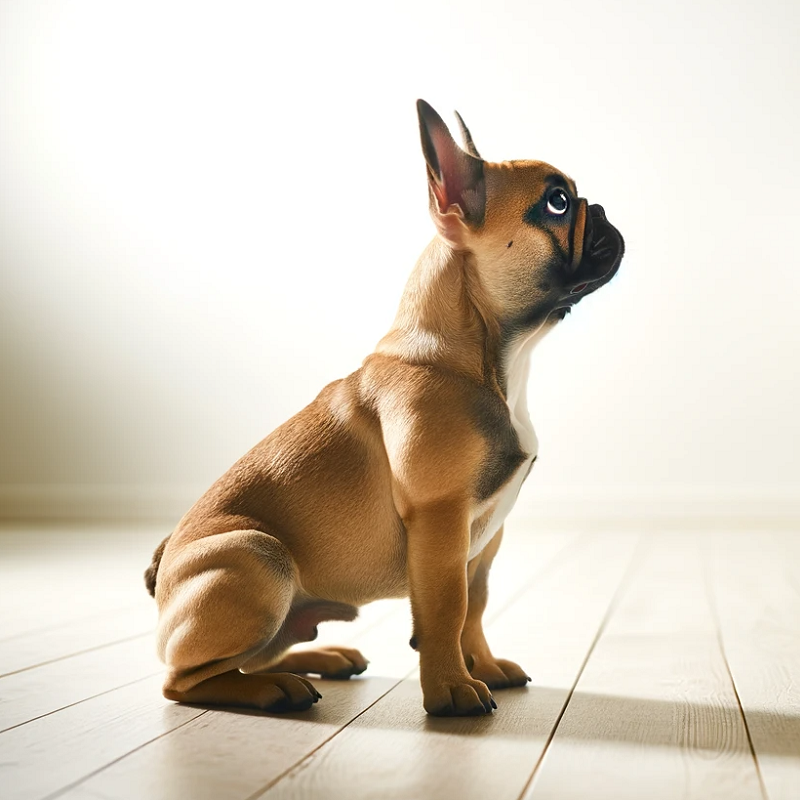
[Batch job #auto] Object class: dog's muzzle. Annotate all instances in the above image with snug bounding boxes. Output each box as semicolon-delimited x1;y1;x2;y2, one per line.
567;203;625;299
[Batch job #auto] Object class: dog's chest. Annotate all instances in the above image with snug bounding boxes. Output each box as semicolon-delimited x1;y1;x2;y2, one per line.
468;339;538;561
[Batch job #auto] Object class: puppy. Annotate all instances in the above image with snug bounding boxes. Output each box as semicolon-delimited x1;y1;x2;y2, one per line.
145;100;624;716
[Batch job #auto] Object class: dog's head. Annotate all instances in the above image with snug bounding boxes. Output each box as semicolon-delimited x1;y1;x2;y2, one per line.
417;100;624;337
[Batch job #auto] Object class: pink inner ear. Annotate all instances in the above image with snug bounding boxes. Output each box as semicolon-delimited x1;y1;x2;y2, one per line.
430;176;448;211
429;126;468;212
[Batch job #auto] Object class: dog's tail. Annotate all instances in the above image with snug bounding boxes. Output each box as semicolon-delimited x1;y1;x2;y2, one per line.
144;535;171;598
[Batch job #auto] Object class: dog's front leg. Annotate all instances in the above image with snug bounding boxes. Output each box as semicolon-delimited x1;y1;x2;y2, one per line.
461;526;531;689
406;502;496;716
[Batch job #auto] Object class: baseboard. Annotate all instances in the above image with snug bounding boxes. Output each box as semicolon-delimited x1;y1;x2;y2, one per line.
1;483;798;528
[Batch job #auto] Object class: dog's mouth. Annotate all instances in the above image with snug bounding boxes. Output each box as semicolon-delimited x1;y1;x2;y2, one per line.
559;203;624;311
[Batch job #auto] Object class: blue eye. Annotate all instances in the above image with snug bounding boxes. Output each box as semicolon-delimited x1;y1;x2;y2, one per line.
546;189;569;215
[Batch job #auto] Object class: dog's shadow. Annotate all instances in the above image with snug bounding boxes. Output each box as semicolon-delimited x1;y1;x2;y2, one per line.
190;675;799;758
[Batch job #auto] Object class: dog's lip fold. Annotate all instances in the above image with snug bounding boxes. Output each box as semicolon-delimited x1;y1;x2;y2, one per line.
565;203;624;303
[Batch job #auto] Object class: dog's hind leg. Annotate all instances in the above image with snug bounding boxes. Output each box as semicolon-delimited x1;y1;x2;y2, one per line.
241;600;367;680
156;529;322;712
264;646;369;680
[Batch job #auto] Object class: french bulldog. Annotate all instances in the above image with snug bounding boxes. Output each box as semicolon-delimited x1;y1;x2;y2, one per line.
145;100;624;716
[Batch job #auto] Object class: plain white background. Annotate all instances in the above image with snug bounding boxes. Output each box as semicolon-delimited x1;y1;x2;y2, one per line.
1;0;798;522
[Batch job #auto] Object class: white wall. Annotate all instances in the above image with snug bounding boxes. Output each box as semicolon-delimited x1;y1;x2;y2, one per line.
1;0;798;522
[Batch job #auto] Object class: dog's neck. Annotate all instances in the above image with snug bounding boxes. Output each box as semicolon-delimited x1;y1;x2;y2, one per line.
377;238;503;387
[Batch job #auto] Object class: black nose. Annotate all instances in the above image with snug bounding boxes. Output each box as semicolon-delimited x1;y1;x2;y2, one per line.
589;204;606;220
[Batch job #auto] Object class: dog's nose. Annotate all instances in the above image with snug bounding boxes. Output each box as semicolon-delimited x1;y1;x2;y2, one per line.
589;204;606;220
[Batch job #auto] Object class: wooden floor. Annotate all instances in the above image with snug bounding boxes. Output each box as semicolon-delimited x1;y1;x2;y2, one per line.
1;522;798;800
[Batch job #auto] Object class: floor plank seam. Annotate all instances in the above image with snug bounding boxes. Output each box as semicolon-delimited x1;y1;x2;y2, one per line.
0;603;149;645
703;559;771;800
514;533;647;800
718;650;770;800
0;630;154;679
246;673;417;800
0;670;163;735
42;708;211;800
480;531;590;626
239;605;425;797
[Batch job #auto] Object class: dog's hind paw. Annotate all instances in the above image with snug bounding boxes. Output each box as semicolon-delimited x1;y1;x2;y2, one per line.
261;672;323;712
268;646;369;680
468;656;531;690
163;670;322;713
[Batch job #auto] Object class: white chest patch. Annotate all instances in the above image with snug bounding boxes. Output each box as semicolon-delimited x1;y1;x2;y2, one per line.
468;333;541;561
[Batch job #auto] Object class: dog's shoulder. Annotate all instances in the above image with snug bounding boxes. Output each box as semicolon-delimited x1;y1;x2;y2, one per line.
358;355;525;507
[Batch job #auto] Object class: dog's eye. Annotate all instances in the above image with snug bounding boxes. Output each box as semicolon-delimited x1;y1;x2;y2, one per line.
546;189;569;216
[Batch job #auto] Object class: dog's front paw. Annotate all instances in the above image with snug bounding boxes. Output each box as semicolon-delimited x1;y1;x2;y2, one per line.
468;656;531;690
422;676;496;716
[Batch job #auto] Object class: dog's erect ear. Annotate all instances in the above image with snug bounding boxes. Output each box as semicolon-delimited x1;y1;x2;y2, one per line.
417;99;485;244
454;110;481;159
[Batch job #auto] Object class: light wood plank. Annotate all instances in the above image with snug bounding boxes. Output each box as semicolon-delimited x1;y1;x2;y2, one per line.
0;635;161;731
707;531;800;800
0;675;204;800
0;600;156;677
4;526;796;800
525;534;764;800
0;524;163;640
51;530;583;800
61;676;409;800
250;532;639;800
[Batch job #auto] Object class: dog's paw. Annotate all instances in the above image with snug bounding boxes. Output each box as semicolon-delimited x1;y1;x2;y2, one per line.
468;656;531;690
270;646;369;680
259;672;323;712
423;677;496;716
314;646;369;680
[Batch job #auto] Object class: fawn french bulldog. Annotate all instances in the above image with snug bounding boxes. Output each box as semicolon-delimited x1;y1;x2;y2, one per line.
145;100;624;716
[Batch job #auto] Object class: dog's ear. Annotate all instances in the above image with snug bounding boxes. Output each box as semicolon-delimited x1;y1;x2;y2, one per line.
417;99;485;245
454;110;481;159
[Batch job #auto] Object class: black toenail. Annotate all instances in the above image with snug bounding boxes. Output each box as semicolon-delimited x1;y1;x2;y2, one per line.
490;698;497;709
